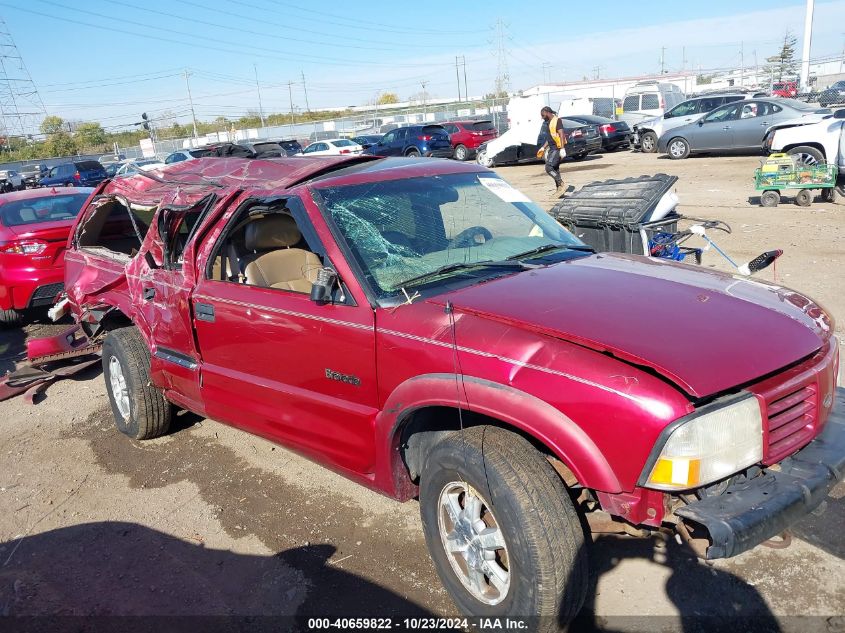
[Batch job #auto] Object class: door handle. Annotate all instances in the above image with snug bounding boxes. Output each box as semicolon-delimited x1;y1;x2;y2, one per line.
195;302;215;322
722;126;731;130
760;121;769;126
143;287;155;301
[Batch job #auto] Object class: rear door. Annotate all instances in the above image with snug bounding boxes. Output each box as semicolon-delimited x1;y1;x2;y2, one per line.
733;101;781;148
131;193;231;411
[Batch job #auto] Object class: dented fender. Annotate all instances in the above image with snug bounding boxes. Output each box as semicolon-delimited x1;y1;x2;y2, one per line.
374;373;623;499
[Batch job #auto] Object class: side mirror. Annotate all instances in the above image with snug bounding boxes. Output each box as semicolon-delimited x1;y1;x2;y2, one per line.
310;267;339;304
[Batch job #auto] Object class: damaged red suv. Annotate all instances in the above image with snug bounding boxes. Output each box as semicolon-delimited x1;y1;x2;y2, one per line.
0;186;93;325
59;156;843;627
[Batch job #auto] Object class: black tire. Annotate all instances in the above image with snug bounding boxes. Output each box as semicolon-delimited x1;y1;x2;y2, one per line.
102;328;172;440
640;131;658;153
760;190;780;207
0;308;22;327
64;182;74;188
820;187;836;203
419;426;588;627
667;137;690;160
795;189;812;207
569;152;587;161
787;145;824;167
406;148;421;157
454;144;469;161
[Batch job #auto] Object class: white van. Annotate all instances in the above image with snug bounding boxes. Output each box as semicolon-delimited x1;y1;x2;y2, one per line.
620;82;685;126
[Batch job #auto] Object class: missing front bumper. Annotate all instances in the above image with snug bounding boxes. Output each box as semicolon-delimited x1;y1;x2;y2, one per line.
675;388;845;559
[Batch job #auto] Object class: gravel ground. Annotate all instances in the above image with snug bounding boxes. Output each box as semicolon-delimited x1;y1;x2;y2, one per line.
0;149;842;631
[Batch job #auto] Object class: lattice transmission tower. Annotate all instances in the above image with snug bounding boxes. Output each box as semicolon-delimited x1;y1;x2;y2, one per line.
0;16;46;140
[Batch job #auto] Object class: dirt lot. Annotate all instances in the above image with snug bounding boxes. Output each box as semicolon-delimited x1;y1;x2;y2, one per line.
0;150;843;631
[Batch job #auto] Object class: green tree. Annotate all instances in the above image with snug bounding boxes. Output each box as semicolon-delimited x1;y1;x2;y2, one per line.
75;122;106;147
766;31;799;83
40;115;65;135
376;92;399;105
45;132;77;157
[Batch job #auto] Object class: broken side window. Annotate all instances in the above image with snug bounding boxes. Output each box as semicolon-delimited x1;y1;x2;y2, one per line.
157;195;216;270
75;196;156;260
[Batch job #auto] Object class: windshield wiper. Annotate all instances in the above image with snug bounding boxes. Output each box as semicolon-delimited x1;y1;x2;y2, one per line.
399;260;531;290
507;243;595;260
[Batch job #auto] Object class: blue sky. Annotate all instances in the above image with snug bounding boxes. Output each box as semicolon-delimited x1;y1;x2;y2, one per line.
2;0;844;130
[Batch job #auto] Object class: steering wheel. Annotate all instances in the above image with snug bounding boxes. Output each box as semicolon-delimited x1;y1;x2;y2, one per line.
450;226;493;248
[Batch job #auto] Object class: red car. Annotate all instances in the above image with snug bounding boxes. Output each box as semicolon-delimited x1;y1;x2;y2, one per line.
441;120;499;161
57;157;842;625
0;187;93;325
772;81;798;98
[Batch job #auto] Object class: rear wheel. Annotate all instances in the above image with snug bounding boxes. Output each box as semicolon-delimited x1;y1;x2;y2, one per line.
640;131;658;153
102;328;172;440
787;145;824;167
419;426;588;627
760;190;780;207
569;153;587;161
795;189;812;207
667;137;690;160
64;182;74;187
476;148;493;167
454;144;469;161
406;148;421;158
820;187;837;203
0;308;22;327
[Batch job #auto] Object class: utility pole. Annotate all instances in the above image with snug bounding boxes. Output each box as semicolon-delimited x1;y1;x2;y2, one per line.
754;50;759;86
301;70;311;113
740;41;744;87
542;62;552;84
462;55;468;101
287;81;295;134
593;66;601;80
799;0;815;90
659;47;666;74
455;56;462;102
253;64;265;127
421;81;428;120
184;69;198;139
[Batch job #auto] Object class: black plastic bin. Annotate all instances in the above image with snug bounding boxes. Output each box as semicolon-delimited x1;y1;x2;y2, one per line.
550;174;679;255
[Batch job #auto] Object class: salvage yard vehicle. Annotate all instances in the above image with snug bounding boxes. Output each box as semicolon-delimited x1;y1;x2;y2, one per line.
619;81;685;126
565;115;631;152
632;93;748;153
0;186;93;325
0;169;24;192
658;98;831;159
39;160;107;188
478;118;601;167
440;120;499;161
301;138;364;156
364;124;453;158
57;156;844;628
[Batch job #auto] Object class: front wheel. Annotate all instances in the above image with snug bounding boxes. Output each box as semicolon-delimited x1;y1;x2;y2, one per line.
787;145;824;167
419;426;588;627
640;131;658;153
102;328;172;440
476;148;494;168
667;137;690;160
760;190;780;207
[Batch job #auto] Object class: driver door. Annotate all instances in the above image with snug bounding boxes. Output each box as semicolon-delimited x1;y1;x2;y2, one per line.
689;103;740;150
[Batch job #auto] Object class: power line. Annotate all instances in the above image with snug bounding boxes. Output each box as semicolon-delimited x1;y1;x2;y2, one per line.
3;2;468;69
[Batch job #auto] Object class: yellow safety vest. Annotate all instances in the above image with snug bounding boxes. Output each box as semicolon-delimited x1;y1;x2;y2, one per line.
548;115;566;148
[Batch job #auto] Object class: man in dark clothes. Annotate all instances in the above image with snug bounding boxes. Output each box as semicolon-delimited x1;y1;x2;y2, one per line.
537;106;567;196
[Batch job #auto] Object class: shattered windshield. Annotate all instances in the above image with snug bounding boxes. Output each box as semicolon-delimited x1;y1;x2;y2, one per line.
314;172;585;299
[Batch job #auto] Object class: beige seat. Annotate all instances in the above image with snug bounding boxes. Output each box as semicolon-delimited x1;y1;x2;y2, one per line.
242;215;321;292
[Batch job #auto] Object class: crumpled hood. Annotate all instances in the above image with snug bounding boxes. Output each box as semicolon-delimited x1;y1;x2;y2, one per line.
436;254;832;398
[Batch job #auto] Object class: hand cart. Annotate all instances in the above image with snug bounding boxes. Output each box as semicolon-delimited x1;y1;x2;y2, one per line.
755;154;838;207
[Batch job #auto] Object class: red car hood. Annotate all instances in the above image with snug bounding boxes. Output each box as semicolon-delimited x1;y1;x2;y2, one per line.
435;253;832;398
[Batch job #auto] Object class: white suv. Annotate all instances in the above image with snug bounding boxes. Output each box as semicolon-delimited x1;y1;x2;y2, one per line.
0;169;23;193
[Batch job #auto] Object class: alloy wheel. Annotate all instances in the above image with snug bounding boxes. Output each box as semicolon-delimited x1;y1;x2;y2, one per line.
108;355;131;420
437;481;510;605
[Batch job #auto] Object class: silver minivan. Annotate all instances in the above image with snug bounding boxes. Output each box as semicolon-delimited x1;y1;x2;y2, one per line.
620;82;685;126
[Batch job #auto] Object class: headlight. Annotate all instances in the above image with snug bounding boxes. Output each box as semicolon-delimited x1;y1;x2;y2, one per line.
644;394;763;491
